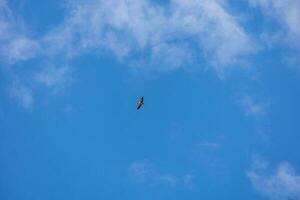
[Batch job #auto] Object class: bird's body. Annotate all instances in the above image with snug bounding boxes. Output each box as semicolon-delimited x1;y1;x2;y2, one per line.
137;96;144;110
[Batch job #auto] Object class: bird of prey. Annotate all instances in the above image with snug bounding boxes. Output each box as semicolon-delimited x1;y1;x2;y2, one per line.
137;96;144;110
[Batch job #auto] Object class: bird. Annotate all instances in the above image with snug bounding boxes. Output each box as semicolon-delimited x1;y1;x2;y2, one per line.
137;96;144;110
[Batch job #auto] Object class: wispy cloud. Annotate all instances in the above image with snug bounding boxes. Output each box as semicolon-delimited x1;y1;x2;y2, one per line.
9;80;34;109
197;141;220;149
241;95;268;116
35;65;73;95
247;156;300;200
248;0;300;47
0;0;260;109
5;37;39;63
42;0;255;73
0;0;40;64
0;1;73;108
0;0;37;108
129;160;194;188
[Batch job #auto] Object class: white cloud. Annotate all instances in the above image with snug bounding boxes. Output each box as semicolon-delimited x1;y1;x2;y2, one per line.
241;95;267;116
247;157;300;200
42;0;255;73
0;0;259;109
198;141;220;149
0;0;40;63
35;65;73;94
5;36;39;63
9;81;34;109
129;160;194;187
248;0;300;47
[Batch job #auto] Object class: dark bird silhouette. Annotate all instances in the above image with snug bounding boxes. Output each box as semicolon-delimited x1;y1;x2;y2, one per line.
137;96;144;110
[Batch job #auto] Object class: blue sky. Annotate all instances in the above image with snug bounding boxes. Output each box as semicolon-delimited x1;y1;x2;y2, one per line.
1;0;300;199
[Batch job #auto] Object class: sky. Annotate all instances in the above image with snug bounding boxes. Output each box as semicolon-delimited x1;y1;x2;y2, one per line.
0;0;300;199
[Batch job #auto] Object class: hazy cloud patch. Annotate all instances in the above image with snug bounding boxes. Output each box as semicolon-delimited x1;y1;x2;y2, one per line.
9;80;34;109
248;156;300;200
129;160;194;188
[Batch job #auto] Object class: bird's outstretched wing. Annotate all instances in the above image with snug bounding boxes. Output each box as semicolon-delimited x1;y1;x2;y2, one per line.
137;96;144;110
137;103;142;110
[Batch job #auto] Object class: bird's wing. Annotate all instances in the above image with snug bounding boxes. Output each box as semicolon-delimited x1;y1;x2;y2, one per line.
137;102;142;110
141;96;144;102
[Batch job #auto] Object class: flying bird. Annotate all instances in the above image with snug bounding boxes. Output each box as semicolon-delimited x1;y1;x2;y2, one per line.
137;96;144;110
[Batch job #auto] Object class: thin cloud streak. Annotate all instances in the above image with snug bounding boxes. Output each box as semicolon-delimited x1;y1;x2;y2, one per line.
129;160;194;188
197;141;220;149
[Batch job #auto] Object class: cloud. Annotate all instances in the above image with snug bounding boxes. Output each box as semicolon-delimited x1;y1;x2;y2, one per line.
0;0;258;109
248;0;300;47
197;141;220;149
247;157;300;200
0;0;37;109
42;0;255;73
9;80;34;109
35;65;73;94
129;160;194;187
0;1;70;108
5;36;40;63
0;0;40;63
241;95;267;116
